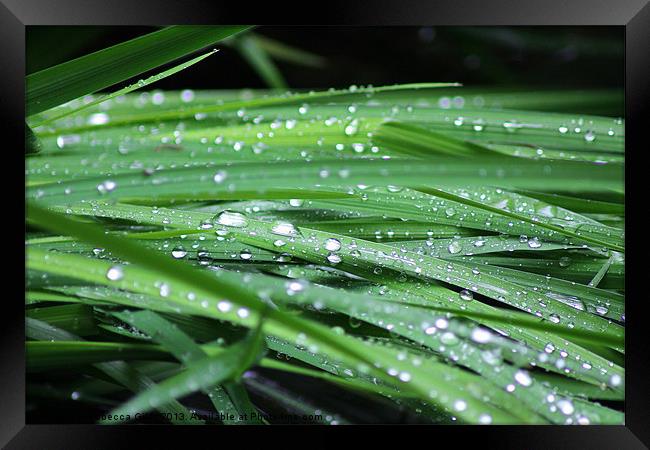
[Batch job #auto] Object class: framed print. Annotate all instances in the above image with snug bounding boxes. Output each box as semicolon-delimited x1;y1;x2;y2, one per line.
2;0;648;447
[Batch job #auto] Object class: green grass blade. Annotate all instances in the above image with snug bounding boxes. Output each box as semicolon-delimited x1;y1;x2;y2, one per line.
99;334;263;423
252;34;326;68
112;309;264;424
26;318;201;424
27;26;249;116
233;34;288;89
588;254;616;288
31;49;219;128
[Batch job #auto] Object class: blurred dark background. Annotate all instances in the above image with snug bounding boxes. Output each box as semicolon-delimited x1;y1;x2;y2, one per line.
27;26;624;90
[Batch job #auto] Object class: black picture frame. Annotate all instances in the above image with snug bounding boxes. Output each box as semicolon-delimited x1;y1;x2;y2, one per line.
3;0;648;447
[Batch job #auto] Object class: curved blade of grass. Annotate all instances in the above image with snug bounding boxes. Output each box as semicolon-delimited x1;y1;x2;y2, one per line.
374;120;496;157
264;262;624;389
27;26;249;116
399;235;582;257
311;187;622;252
26;318;200;424
232;34;287;89
35;88;622;158
35;82;459;132
26;303;97;336
40;201;622;345
30;231;623;337
448;259;624;322
424;187;623;251
457;254;624;290
215;267;622;406
214;216;623;345
26;341;170;372
99;331;264;424
27;158;624;209
252;33;326;68
512;189;624;214
27;203;524;423
588;254;616;288
31;49;219;129
111;310;245;421
26;290;95;305
112;309;265;424
26;123;41;154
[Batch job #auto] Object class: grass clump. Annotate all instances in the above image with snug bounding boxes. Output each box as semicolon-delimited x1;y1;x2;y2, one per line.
25;26;624;425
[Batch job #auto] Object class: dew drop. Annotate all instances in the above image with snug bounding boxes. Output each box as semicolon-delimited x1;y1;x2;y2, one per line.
557;399;575;415
213;170;227;183
470;328;491;343
214;210;248;228
275;253;292;262
546;292;584;311
472;119;486;132
97;180;117;194
152;92;165;105
181;89;195;102
56;134;81;149
478;414;492;424
106;266;123;281
87;112;109;125
514;369;532;387
199;219;214;230
217;300;232;312
448;241;462;254
271;222;299;237
440;331;459;346
286;281;304;295
171;246;187;259
324;238;342;252
527;237;542;248
327;253;342;264
159;283;170;297
398;372;412;382
344;119;359;136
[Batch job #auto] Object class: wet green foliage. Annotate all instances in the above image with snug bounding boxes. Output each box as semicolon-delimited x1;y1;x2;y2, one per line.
26;26;624;425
